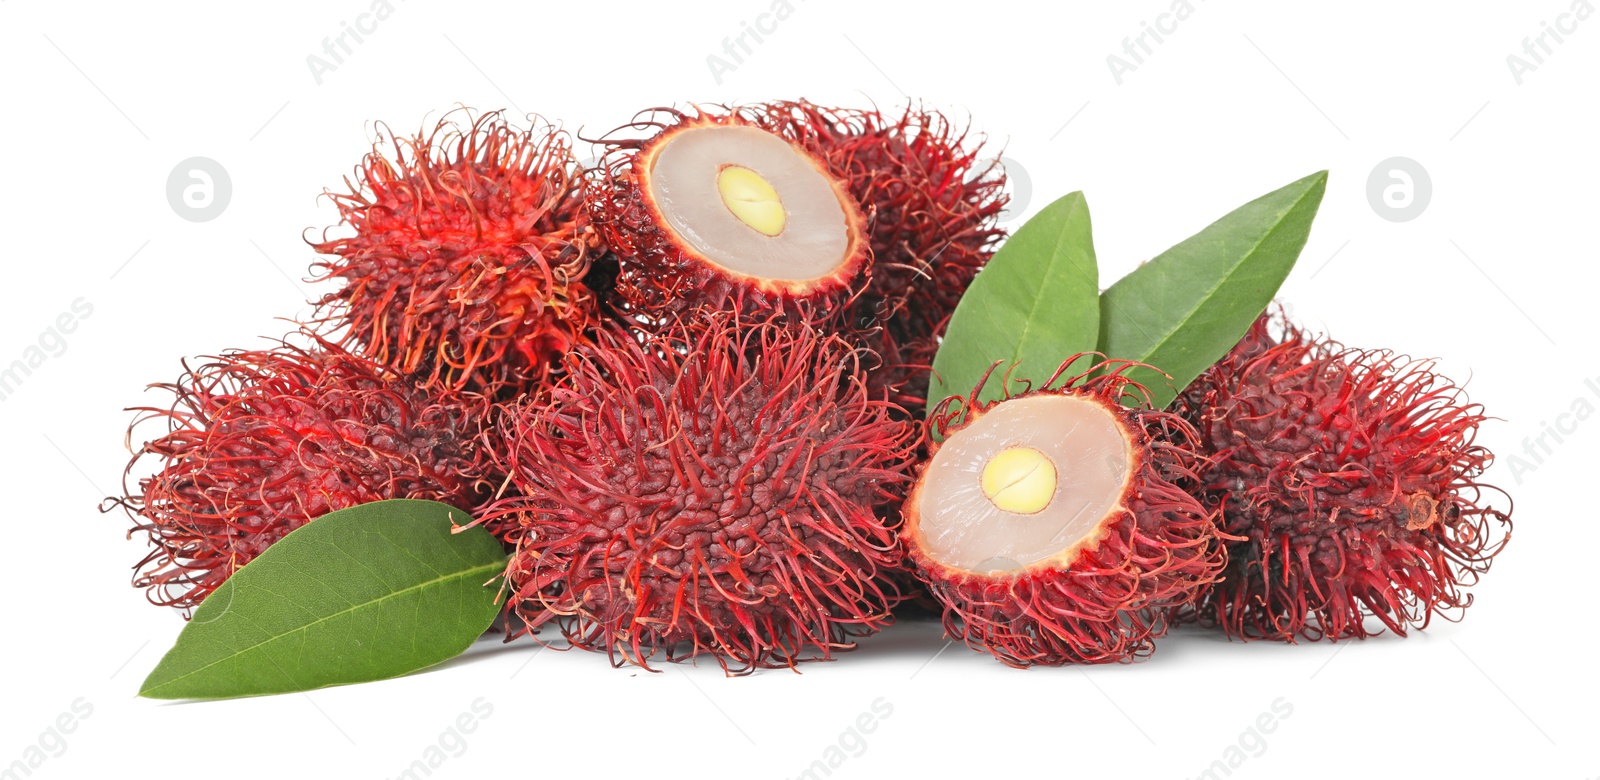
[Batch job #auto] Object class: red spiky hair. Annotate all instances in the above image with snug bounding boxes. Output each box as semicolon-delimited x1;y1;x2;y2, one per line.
902;360;1227;667
112;337;494;612
754;100;1009;407
1179;311;1513;641
584;106;870;320
481;312;917;673
312;108;600;393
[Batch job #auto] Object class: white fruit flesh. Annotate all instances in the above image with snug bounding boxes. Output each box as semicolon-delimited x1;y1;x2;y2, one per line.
914;394;1132;574
647;125;852;283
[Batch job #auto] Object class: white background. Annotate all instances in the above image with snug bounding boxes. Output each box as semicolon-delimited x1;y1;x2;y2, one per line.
1;1;1594;778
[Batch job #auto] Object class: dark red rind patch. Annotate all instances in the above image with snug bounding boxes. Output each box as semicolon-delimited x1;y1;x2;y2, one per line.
1177;311;1513;641
481;313;917;674
113;337;495;612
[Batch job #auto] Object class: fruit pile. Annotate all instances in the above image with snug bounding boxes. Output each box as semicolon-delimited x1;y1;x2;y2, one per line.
112;103;1513;676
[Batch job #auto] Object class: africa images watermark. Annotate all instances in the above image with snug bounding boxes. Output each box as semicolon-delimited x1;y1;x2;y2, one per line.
1506;0;1593;85
1504;375;1600;485
2;698;94;780
1187;697;1294;780
307;0;408;85
788;697;894;780
386;697;494;780
706;0;807;85
0;298;94;404
1106;0;1209;85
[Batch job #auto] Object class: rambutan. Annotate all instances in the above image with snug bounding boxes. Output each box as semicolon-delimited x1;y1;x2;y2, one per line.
113;338;494;612
584;107;870;319
754;100;1008;406
584;100;1004;408
312;108;600;393
483;313;916;673
901;360;1226;667
1178;311;1513;641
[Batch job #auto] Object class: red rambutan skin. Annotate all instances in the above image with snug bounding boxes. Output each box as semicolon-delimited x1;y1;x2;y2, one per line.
584;107;870;320
903;360;1227;667
311;108;600;393
112;338;494;612
754;100;1008;407
1178;312;1513;641
481;313;917;673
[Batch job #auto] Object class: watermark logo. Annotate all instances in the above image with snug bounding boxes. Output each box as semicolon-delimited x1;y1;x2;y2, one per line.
307;0;407;85
2;698;93;780
999;157;1032;224
1505;376;1600;484
966;156;1031;226
1;298;94;404
706;0;805;85
1106;0;1208;85
1507;0;1594;85
1366;157;1431;223
166;157;231;223
1187;697;1294;780
386;697;494;780
788;697;893;780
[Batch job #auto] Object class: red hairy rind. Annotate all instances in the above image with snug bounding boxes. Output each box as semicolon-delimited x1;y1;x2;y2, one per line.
584;107;870;320
111;336;495;613
754;100;1008;407
1178;311;1513;641
860;312;945;413
903;358;1227;667
311;108;600;393
481;312;918;674
586;100;1005;409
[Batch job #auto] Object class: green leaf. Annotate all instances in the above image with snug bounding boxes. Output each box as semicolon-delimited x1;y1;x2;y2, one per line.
139;499;506;700
1097;171;1328;409
927;191;1100;417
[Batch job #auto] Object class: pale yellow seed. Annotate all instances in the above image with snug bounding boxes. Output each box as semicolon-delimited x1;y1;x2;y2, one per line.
716;165;787;236
980;446;1058;515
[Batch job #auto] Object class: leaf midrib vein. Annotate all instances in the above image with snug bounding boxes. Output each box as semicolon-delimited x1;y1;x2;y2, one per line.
145;560;504;694
1011;196;1090;367
1129;183;1320;362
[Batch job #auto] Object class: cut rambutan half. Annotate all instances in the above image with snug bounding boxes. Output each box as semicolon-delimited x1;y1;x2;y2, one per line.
482;312;916;673
585;107;870;319
112;337;494;612
754;100;1008;406
902;360;1226;667
1178;311;1513;641
311;108;600;393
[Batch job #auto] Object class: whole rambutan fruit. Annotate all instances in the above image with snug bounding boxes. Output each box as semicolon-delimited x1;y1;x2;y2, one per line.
112;337;494;612
312;108;600;393
901;360;1227;667
1178;311;1513;641
584;106;871;320
482;312;916;673
754;100;1008;405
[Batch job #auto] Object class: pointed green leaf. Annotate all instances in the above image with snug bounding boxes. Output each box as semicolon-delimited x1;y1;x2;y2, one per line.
139;499;506;700
1098;171;1328;409
928;191;1100;416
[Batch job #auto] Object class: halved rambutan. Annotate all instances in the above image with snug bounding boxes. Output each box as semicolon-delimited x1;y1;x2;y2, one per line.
312;108;600;393
482;312;916;673
1178;311;1513;641
584;107;870;319
901;360;1226;667
754;100;1008;405
112;337;494;612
